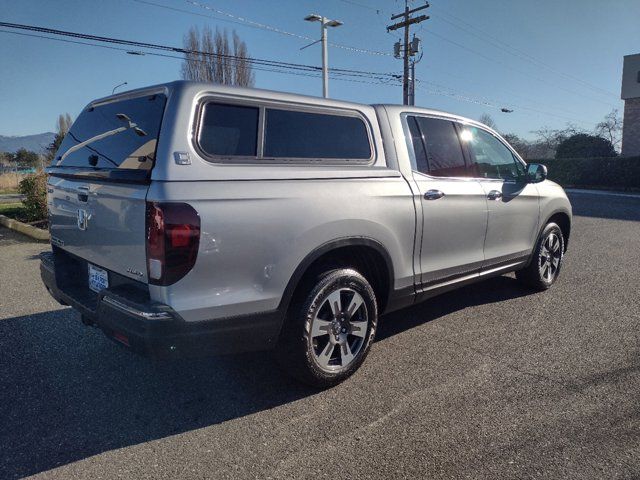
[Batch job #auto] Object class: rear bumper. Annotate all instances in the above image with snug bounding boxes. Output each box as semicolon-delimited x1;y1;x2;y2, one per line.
40;251;283;358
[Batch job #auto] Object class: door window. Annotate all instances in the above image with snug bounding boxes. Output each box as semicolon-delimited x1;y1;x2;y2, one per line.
461;127;525;181
407;116;468;177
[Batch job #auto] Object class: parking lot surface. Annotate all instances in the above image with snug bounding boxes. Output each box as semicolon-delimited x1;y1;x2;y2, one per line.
1;191;639;479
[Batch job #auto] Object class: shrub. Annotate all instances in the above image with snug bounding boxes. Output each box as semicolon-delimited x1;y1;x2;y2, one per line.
555;134;616;159
532;156;640;191
18;172;48;222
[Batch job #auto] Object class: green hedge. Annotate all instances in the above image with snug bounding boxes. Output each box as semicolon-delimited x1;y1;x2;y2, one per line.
531;156;640;191
18;171;47;221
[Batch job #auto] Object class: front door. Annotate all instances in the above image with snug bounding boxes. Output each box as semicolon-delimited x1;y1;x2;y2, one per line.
405;115;488;290
460;125;540;267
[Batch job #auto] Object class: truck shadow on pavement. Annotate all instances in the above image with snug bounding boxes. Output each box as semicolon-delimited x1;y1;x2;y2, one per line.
0;276;532;478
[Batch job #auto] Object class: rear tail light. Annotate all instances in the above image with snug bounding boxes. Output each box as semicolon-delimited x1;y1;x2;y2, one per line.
146;202;200;286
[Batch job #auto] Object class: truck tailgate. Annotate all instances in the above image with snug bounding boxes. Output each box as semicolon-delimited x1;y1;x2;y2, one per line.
48;177;149;282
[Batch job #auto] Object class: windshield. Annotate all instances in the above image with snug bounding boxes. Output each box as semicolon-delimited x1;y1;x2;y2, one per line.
53;93;166;170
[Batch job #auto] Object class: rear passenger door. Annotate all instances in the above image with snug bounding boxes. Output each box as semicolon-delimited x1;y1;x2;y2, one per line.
405;115;488;290
459;126;540;267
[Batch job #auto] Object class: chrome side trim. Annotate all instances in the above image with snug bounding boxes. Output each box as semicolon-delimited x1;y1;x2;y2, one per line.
479;261;526;277
416;260;527;294
418;271;480;293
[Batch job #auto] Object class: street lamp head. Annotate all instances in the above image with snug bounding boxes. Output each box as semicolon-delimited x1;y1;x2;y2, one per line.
326;19;343;27
304;14;322;22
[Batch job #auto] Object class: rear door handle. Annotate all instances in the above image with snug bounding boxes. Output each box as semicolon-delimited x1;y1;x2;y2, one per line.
487;190;503;200
424;189;445;200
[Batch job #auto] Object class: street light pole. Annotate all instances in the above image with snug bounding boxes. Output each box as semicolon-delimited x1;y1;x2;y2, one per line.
321;19;329;98
112;81;128;94
304;14;342;98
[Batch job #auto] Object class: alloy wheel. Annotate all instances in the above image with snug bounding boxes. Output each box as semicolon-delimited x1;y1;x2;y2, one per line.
539;232;562;282
309;287;369;372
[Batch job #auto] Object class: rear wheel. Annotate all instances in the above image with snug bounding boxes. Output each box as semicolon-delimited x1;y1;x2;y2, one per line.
516;222;564;290
276;268;378;388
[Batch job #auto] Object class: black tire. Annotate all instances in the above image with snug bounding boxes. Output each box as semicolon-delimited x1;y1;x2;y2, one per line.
275;268;378;388
516;222;565;290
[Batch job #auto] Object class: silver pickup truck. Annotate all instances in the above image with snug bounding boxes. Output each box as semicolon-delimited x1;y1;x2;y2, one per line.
41;81;571;387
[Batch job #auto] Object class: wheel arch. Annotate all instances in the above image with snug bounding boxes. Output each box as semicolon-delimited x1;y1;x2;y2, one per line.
545;210;571;252
277;237;395;316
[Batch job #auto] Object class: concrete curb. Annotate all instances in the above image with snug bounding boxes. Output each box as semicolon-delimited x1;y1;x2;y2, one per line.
565;188;640;199
0;214;49;241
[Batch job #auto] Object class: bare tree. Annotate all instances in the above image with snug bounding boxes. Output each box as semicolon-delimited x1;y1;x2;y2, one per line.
478;113;498;131
45;113;73;164
502;133;531;159
181;26;254;87
529;124;583;159
595;109;622;152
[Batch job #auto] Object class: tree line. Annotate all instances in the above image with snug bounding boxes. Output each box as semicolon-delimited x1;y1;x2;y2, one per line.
0;114;72;171
480;110;622;160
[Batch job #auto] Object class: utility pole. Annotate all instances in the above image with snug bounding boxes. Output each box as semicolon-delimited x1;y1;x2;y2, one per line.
387;1;429;105
409;60;416;106
304;14;343;98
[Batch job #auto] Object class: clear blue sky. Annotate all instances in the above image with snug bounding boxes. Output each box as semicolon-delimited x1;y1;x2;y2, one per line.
1;0;637;139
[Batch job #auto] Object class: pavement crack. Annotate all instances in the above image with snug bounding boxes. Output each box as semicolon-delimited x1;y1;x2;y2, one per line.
435;333;584;394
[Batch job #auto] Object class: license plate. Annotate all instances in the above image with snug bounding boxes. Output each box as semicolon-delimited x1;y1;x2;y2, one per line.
88;264;109;293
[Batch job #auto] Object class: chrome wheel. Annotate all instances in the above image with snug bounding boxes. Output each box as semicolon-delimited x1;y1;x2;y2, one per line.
539;231;562;282
309;287;369;372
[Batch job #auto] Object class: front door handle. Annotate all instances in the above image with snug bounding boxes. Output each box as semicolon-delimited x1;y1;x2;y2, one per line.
424;189;445;200
487;190;503;200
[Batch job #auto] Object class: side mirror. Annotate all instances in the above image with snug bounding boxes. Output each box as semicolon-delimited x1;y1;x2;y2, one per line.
526;163;547;183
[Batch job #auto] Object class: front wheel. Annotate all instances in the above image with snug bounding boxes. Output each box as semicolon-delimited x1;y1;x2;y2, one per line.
516;222;565;290
275;268;378;388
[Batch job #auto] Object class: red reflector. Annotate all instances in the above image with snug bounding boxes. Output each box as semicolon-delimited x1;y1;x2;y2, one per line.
113;332;130;347
169;224;194;248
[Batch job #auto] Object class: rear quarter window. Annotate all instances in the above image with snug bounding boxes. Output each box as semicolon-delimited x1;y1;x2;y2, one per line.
263;109;371;160
198;103;259;157
195;100;373;163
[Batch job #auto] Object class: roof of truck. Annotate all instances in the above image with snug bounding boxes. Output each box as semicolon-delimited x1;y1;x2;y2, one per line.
94;80;476;125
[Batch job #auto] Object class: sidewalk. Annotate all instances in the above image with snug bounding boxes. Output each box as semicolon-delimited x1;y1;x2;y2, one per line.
0;194;25;204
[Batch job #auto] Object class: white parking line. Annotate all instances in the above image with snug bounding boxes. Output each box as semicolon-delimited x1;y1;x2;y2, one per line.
565;188;640;199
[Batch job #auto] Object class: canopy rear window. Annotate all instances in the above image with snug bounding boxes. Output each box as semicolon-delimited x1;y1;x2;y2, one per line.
53;93;166;170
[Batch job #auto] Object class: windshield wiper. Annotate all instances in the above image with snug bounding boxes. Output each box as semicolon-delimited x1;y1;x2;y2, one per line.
57;113;147;166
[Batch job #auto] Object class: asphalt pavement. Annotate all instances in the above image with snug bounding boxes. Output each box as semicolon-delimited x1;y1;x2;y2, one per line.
0;191;638;479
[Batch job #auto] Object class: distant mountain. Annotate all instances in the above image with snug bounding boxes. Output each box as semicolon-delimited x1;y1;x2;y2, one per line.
0;133;56;154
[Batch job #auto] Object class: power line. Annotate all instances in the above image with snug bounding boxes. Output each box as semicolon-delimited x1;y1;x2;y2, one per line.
130;0;391;56
186;0;392;56
0;23;397;87
0;21;397;78
336;0;385;14
0;29;325;78
431;68;586;118
0;23;599;127
422;29;619;109
327;0;619;105
414;80;593;127
433;6;619;99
